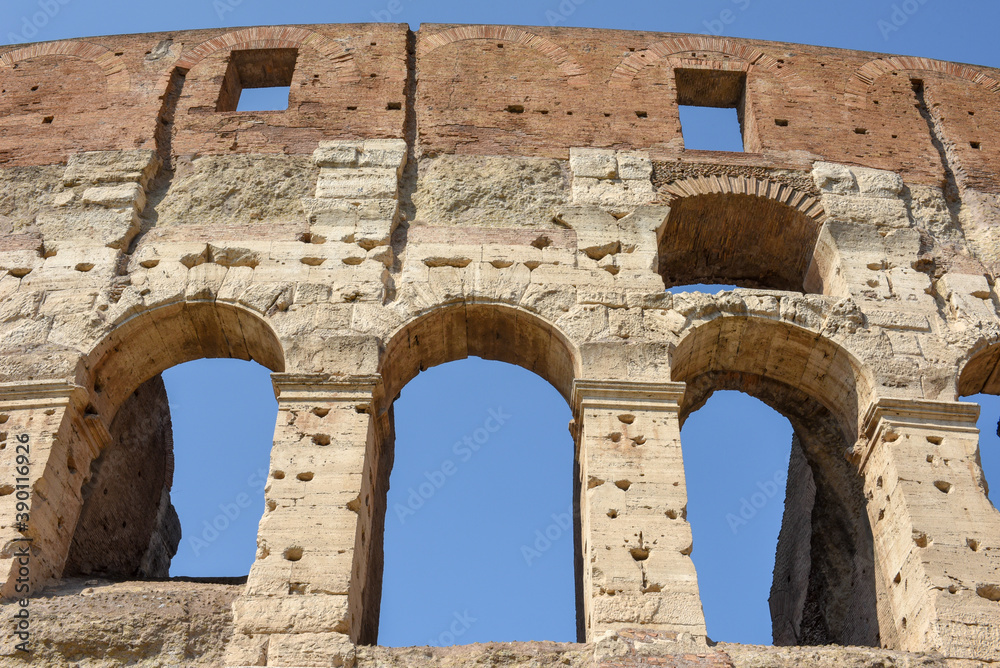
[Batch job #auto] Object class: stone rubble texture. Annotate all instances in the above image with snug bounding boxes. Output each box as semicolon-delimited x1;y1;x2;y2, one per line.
0;21;998;668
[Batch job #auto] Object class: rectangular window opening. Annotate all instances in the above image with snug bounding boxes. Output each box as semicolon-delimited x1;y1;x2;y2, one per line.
217;48;298;112
675;68;750;152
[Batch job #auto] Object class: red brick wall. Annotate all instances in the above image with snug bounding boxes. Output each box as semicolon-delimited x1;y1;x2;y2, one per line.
2;24;999;190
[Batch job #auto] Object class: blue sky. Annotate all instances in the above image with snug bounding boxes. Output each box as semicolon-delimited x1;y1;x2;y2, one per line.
5;0;1000;648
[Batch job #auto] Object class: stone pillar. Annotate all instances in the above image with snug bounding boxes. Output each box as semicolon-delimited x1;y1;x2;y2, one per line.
226;373;391;668
0;380;108;598
572;379;706;641
858;398;1000;660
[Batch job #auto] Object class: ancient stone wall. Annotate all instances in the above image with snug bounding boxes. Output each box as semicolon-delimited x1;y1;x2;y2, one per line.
1;22;1000;667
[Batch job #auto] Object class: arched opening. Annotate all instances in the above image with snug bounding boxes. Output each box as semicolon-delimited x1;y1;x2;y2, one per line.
62;301;284;580
657;190;824;291
956;343;1000;507
674;316;880;647
681;390;792;644
379;357;576;646
162;359;276;576
374;303;581;644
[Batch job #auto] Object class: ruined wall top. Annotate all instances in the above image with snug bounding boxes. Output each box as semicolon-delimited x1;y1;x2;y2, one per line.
1;23;999;193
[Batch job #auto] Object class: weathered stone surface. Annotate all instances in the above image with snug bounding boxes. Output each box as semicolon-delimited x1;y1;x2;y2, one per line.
1;20;1000;668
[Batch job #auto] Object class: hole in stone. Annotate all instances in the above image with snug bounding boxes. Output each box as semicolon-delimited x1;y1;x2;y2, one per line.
75;262;94;272
913;531;930;548
608;432;621;442
618;414;635;424
42;116;54;124
588;476;605;489
283;546;303;561
289;582;306;594
312;434;331;446
506;104;525;113
301;257;325;266
967;538;980;551
615;480;631;491
312;407;330;417
977;584;1000;601
266;499;277;511
926;435;943;445
933;480;952;493
387;101;402;110
635;110;648;118
774;119;788;126
630;546;650;561
607;509;618;519
855;128;868;135
140;259;159;268
893;572;902;584
665;509;678;520
531;235;552;250
296;472;314;481
0;485;14;496
971;141;981;150
273;470;285;479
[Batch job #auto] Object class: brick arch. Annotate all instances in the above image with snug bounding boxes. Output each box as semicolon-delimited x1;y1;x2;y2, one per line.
657;176;825;291
661;175;825;221
174;26;362;83
845;56;1000;109
420;25;589;86
609;36;796;87
0;40;131;94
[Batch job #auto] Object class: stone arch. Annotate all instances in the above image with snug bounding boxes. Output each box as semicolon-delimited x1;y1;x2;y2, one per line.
955;339;1000;398
657;177;826;291
0;40;131;94
846;56;1000;110
380;301;580;406
80;299;285;418
373;301;582;635
174;26;362;82
420;26;588;85
609;36;796;87
673;315;879;647
57;300;285;579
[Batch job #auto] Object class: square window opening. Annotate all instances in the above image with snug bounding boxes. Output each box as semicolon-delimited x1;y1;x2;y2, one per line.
675;68;751;152
237;87;292;112
217;48;298;112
